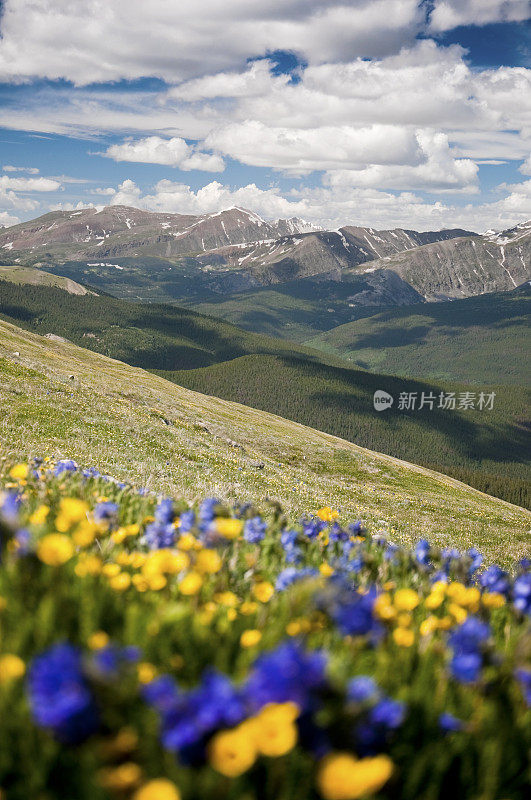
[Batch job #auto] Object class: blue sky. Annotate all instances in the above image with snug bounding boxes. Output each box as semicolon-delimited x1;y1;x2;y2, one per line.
0;1;530;232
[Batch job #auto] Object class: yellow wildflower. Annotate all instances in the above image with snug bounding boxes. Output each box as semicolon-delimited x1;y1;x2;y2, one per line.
373;593;396;621
29;504;50;525
252;582;274;603
320;563;334;577
209;726;257;777
214;518;243;540
55;497;89;531
394;589;419;611
253;702;299;757
102;562;121;577
179;572;203;595
240;629;262;648
37;534;74;566
99;762;142;791
240;601;258;615
195;549;222;574
109;572;131;592
482;592;506;608
88;631;110;650
177;532;200;551
214;591;239;607
393;628;415;647
420;616;439;636
75;553;102;576
0;654;25;683
448;603;467;624
73;520;98;547
317;507;339;522
318;753;393;800
9;463;28;481
137;662;157;684
142;550;189;577
133;779;181;800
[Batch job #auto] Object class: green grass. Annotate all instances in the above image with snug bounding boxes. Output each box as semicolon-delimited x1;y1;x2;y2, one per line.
0;318;529;564
305;286;530;386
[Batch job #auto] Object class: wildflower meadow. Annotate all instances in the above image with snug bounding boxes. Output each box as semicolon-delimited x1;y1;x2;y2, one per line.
0;458;529;800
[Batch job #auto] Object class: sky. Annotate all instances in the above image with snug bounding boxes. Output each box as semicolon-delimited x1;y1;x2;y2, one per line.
0;0;530;233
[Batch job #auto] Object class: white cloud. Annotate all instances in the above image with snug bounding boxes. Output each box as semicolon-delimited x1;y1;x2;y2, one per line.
3;165;40;174
0;175;61;192
429;0;530;32
0;211;21;227
102;176;531;233
104;135;224;171
0;0;424;85
519;154;531;175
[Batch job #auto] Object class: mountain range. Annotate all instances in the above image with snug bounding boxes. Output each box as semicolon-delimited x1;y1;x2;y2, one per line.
1;207;529;319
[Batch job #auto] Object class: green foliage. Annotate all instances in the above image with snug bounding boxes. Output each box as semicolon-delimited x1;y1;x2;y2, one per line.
306;286;530;386
162;355;530;509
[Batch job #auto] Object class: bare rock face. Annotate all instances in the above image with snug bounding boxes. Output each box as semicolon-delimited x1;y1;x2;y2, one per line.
349;222;531;300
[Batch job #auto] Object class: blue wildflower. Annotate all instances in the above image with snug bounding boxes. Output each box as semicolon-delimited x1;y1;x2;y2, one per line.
479;565;510;596
450;652;483;684
0;491;21;523
370;697;405;729
515;668;531;706
439;712;464;732
245;642;327;712
54;459;78;476
243;516;267;544
415;539;431;566
93;501;119;524
198;498;221;527
14;528;32;555
449;616;490;654
91;644;140;678
28;644;99;744
513;574;531;615
178;509;196;533
144;521;176;550
155;498;175;525
347;676;378;703
467;547;483;574
331;586;380;638
275;566;317;591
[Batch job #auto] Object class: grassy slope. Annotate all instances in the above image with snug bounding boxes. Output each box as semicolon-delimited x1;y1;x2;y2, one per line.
305;286;531;385
0;280;528;508
0;318;529;564
0;264;92;295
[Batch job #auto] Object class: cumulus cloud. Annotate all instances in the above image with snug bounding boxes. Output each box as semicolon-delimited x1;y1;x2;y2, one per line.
0;0;424;85
0;211;21;226
0;175;61;192
429;0;531;32
102;176;531;233
104;136;224;171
